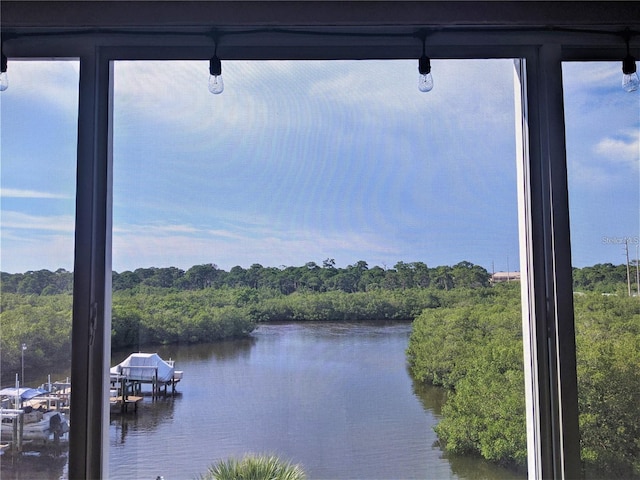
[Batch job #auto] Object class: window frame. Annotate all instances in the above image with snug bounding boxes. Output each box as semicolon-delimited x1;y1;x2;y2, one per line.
2;26;637;479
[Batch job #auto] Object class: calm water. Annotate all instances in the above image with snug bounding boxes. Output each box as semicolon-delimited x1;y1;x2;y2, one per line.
1;322;524;479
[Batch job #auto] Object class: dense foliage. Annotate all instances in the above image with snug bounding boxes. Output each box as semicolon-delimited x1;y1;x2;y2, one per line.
0;293;73;382
407;285;640;478
575;294;640;478
407;283;527;468
3;261;632;296
0;269;74;295
2;260;491;295
572;262;638;293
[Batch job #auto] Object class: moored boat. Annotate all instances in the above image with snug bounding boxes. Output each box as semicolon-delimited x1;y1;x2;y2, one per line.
110;352;183;398
110;352;182;383
0;387;69;444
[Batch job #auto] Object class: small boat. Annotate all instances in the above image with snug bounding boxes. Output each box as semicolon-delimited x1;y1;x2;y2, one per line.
110;352;181;383
110;352;183;398
1;409;68;442
0;387;69;444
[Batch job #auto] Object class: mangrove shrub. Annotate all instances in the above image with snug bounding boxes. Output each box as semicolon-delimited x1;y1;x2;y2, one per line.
407;287;640;477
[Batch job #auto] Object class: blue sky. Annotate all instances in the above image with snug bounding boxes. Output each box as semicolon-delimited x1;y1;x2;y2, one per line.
1;59;638;274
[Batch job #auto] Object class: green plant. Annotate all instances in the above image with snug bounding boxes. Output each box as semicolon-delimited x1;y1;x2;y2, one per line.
199;454;306;480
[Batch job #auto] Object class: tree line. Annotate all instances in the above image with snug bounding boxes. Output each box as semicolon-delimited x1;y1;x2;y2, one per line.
1;260;488;295
1;261;636;296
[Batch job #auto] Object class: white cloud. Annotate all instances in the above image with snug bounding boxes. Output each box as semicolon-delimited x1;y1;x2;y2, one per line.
568;162;619;189
594;129;640;170
114;223;200;235
306;59;515;127
5;60;79;114
562;62;621;90
113;61;257;141
1;211;75;232
1;188;72;199
0;234;74;273
111;220;400;271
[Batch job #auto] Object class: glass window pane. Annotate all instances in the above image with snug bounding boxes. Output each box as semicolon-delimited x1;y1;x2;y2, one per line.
563;61;640;479
0;60;78;478
109;59;526;479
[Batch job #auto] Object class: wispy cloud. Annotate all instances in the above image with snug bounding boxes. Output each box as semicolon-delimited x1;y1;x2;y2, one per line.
1;211;75;232
565;63;640;193
0;234;74;273
1;188;72;199
111;220;401;271
562;62;620;90
594;129;640;170
5;60;79;114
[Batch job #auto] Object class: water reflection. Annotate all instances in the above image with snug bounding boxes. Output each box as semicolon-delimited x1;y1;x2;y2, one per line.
110;395;179;444
0;451;67;480
446;453;526;480
411;376;448;416
410;369;526;480
113;336;256;365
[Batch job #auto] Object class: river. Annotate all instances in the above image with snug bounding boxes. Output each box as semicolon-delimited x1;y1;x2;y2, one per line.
1;321;525;479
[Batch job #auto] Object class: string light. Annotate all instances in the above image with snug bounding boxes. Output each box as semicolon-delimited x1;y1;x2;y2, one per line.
2;26;637;95
418;37;433;93
1;51;8;92
622;31;639;92
208;41;223;94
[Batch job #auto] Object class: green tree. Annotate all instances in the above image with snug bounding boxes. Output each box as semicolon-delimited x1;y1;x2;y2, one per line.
431;265;454;290
451;261;490;288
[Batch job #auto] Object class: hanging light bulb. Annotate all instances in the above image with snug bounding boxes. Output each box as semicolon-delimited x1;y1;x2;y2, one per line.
622;30;639;93
622;54;639;92
0;53;8;92
417;35;433;93
208;55;223;94
418;54;433;92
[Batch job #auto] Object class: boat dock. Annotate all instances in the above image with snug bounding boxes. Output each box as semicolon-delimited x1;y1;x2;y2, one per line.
109;353;183;413
31;380;71;413
1;398;69;453
109;375;143;413
109;394;143;413
0;409;24;453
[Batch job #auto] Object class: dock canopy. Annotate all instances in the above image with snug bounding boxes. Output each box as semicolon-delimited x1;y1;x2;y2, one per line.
0;387;49;401
110;353;175;382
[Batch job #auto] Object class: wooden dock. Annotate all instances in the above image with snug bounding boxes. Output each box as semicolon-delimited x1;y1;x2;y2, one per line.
109;395;143;413
0;409;24;453
128;376;181;398
108;353;183;415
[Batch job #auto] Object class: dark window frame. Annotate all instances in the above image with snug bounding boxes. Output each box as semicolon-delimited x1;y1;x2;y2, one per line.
2;14;638;478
